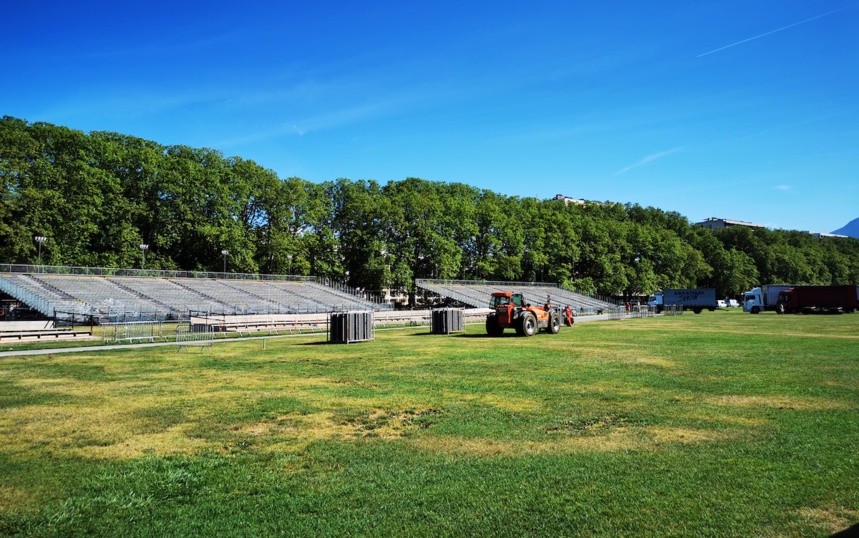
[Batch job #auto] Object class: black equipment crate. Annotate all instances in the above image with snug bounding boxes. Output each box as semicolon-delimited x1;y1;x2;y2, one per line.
431;308;465;334
329;311;375;343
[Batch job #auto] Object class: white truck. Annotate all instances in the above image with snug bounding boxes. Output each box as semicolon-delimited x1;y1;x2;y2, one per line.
647;288;717;314
742;285;793;314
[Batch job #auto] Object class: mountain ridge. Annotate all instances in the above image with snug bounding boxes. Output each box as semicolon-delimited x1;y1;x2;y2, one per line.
832;217;859;238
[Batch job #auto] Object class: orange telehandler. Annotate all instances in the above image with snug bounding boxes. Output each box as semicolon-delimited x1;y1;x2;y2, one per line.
485;291;561;336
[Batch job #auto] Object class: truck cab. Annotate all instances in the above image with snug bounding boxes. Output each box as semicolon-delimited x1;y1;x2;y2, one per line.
743;285;793;314
646;292;663;308
743;288;763;313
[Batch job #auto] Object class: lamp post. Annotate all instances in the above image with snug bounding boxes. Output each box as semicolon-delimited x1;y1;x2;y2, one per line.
221;250;229;273
34;236;47;267
287;254;292;275
139;244;149;270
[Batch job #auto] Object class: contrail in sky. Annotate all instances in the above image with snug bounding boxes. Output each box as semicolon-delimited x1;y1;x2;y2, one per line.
613;147;681;176
697;5;854;57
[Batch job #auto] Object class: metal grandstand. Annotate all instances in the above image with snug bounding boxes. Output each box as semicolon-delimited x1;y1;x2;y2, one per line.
415;279;619;313
0;264;387;322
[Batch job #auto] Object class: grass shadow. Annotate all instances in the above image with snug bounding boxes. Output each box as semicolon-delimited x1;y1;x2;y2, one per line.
454;333;522;339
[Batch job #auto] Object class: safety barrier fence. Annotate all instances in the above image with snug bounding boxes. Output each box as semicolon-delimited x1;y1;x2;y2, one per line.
176;326;215;352
102;321;163;344
630;305;656;318
607;307;626;320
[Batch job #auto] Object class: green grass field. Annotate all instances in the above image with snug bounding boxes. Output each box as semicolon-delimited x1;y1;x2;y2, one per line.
1;310;857;537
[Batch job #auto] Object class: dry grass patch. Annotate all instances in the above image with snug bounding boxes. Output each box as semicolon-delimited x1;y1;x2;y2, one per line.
3;365;380;459
632;357;681;368
1;401;210;460
78;425;210;459
438;389;540;413
796;507;859;535
410;423;727;458
235;406;442;454
0;485;38;513
707;395;853;411
648;426;719;444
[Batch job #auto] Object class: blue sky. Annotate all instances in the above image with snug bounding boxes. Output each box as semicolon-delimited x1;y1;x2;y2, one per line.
4;1;858;233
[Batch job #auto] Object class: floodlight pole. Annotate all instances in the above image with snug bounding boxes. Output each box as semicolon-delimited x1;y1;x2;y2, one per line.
221;250;229;273
34;236;47;267
139;244;149;270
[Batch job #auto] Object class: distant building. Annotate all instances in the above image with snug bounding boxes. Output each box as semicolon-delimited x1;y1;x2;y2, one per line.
805;231;849;238
695;217;766;231
552;194;586;206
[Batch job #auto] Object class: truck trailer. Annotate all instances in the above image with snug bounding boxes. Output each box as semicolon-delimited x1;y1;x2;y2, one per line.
775;285;859;314
647;288;717;314
743;285;793;314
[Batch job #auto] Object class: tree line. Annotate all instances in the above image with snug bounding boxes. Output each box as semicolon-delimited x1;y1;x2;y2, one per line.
2;116;858;300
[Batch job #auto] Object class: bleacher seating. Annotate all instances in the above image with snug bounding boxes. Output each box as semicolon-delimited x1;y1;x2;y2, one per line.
0;270;613;323
0;274;81;314
29;275;165;318
0;271;386;321
415;280;618;314
107;277;230;314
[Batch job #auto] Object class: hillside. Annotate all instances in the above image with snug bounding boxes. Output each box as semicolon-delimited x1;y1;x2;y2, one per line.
832;217;859;238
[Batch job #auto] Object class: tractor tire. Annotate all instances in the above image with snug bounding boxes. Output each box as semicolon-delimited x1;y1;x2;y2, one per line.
548;312;561;334
485;315;504;336
514;312;525;335
519;312;537;337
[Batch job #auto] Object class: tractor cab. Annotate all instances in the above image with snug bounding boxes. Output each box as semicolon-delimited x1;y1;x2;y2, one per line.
490;291;524;309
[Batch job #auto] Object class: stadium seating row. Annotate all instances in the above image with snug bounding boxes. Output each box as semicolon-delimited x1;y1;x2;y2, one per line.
0;273;380;321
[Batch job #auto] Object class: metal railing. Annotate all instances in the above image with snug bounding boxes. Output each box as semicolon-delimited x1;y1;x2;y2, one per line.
102;320;161;344
416;278;559;288
176;325;215;352
630;305;655;318
0;264;316;282
558;283;620;306
415;279;621;310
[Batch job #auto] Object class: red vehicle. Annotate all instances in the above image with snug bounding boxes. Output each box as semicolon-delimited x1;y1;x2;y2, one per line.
776;285;858;314
485;291;561;336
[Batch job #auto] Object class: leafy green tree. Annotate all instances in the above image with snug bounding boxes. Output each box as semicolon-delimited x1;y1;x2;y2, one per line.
0;117;42;263
3;115;857;300
383;178;462;286
327;178;386;290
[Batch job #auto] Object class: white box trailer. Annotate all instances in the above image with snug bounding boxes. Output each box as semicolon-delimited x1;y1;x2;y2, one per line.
647;288;717;314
